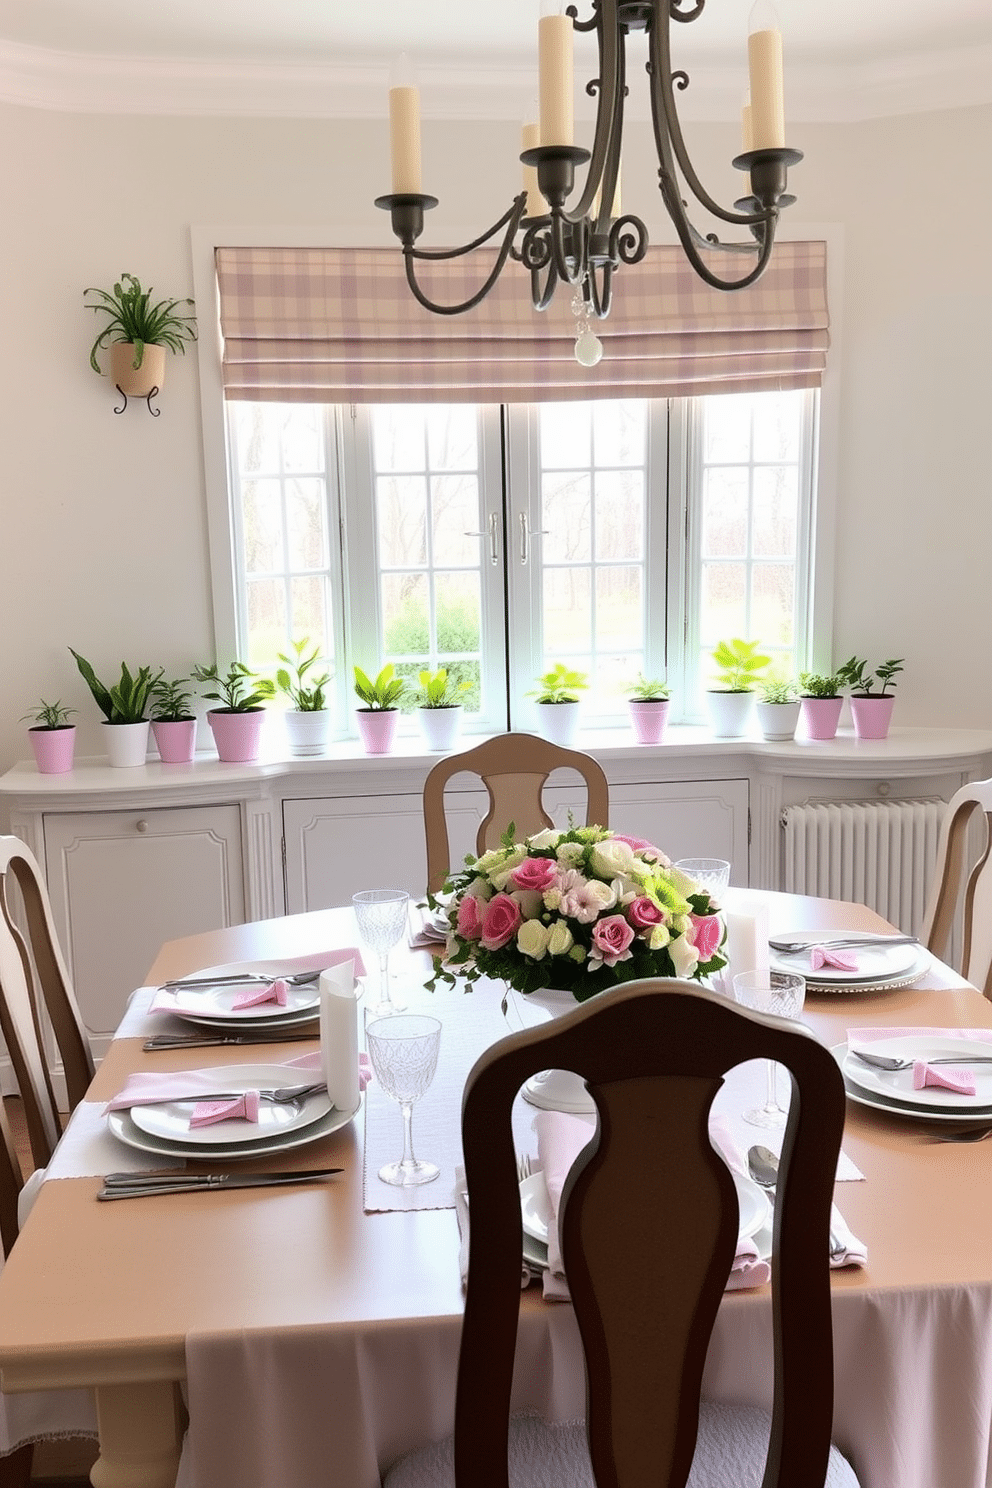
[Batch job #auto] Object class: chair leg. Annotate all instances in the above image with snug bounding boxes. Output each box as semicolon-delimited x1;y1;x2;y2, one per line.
0;1443;33;1488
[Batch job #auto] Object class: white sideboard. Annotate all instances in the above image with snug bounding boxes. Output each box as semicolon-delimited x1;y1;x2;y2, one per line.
3;725;991;1073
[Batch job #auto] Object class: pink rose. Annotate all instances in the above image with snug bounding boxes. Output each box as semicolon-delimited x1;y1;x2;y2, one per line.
628;895;665;930
510;857;559;893
689;913;722;961
590;914;636;966
612;834;664;862
480;893;523;951
456;894;485;941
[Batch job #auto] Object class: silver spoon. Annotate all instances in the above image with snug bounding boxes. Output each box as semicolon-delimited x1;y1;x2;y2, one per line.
851;1049;992;1073
746;1144;846;1260
768;934;918;955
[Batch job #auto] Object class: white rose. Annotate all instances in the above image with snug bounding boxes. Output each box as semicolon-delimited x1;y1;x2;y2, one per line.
670;933;701;978
527;828;563;850
547;919;574;957
556;842;585;868
517;919;551;960
468;876;492;902
648;923;672;951
590;840;636;879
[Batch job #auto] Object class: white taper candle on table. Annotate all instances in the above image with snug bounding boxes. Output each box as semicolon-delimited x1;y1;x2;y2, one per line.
747;0;785;151
389;55;422;194
320;960;360;1113
725;899;770;982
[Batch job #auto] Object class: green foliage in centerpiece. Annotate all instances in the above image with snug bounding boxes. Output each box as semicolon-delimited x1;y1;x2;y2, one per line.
427;823;726;1000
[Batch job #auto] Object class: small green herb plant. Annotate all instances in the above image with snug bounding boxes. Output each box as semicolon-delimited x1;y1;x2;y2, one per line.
799;671;843;700
192;661;275;713
84;273;197;375
836;657;904;697
20;699;76;730
69;650;163;724
530;663;589;704
412;667;471;709
758;677;799;705
276;639;331;712
626;674;671;702
709;639;771;693
150;676;196;723
354;663;406;711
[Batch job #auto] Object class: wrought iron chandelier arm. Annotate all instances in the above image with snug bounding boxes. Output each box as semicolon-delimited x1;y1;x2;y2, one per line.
660;175;777;290
407;196;528;262
560;0;623;226
396;196;528;316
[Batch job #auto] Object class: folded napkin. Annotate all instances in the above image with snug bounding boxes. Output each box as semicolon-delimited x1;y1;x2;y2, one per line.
811;947;859;972
190;1093;261;1128
409;905;449;951
913;1062;977;1094
149;948;366;1015
828;1203;869;1269
850;1026;992;1045
231;978;289;1010
105;1055;371;1116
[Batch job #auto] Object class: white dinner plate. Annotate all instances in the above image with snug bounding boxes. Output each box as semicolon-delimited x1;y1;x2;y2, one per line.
128;1066;332;1145
831;1045;992;1124
166;1003;320;1033
842;1036;992;1111
518;1167;768;1248
165;981;320;1023
107;1095;361;1161
770;934;919;984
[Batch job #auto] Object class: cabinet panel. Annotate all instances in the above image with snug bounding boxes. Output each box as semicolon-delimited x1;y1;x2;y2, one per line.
608;780;749;882
44;806;245;1054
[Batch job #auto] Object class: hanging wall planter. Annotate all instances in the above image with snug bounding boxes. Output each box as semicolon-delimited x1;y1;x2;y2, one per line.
84;272;196;415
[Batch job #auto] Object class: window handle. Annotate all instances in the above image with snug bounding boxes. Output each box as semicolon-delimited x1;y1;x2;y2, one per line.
464;512;499;566
519;512;549;566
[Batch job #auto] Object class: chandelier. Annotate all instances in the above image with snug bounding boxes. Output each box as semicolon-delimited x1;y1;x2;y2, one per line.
375;0;801;364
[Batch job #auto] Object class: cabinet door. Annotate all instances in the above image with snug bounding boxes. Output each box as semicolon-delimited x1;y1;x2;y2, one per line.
284;796;428;913
606;780;749;883
44;805;245;1055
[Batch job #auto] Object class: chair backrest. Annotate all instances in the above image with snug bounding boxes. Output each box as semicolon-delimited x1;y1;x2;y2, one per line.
457;979;846;1488
0;837;95;1166
920;779;992;997
423;733;610;894
0;1096;23;1261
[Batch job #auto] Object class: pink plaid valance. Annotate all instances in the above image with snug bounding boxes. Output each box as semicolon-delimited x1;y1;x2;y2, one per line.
215;240;829;404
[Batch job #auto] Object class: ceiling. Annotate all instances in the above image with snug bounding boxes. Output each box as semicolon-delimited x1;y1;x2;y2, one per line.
1;0;990;122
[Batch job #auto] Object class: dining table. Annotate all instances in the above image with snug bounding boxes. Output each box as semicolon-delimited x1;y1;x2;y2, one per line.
1;887;992;1488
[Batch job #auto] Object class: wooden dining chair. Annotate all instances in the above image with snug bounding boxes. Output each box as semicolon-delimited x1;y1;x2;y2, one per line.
919;779;992;997
385;979;861;1488
423;734;610;895
0;837;95;1168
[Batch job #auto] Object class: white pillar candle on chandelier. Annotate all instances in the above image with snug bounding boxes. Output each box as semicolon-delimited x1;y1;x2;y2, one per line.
389;53;422;194
747;0;785;150
521;120;540;212
538;0;574;147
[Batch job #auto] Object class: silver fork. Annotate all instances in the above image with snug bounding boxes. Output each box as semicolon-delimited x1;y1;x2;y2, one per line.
160;970;321;990
144;1081;326;1106
516;1153;533;1182
769;935;918;955
851;1050;992;1073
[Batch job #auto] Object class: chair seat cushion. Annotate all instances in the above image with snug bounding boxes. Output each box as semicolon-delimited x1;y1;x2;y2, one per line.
384;1402;861;1488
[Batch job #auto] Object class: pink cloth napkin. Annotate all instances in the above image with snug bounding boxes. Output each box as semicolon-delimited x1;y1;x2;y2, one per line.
190;1093;261;1127
849;1026;992;1044
811;947;860;972
105;1053;372;1116
231;979;289;1010
912;1062;977;1095
149;948;367;1014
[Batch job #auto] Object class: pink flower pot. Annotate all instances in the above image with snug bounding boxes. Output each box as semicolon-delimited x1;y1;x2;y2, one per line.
356;709;399;755
28;726;76;775
628;699;670;745
849;695;895;741
208;708;265;763
799;696;843;742
152;718;197;764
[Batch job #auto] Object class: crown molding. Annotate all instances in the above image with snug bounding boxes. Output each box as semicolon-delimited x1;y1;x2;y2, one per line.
0;37;989;124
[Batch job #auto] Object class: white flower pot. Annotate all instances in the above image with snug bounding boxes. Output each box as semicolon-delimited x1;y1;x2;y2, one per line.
285;709;333;757
103;720;150;768
755;700;801;741
705;691;755;739
536;701;580;748
416;706;463;752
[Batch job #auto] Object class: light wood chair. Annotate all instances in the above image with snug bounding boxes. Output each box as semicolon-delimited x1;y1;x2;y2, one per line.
0;837;95;1167
423;734;610;895
385;979;861;1488
920;779;992;997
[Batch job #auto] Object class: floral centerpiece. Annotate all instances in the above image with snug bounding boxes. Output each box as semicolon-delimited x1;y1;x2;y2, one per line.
427;824;726;1001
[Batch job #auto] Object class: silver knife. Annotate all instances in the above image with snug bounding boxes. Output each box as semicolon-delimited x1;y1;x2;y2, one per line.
143;1032;316;1050
98;1168;342;1199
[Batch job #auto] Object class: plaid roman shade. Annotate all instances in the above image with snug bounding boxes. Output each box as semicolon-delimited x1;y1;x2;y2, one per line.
215;240;829;404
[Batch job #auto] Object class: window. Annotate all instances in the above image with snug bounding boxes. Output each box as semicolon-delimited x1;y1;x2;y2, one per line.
225;389;817;736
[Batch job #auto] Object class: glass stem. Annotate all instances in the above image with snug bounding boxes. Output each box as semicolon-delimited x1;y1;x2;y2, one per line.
380;951;391;1008
766;1058;780;1112
400;1100;417;1168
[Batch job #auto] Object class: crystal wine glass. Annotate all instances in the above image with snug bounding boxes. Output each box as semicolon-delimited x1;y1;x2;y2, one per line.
732;969;806;1129
353;889;410;1016
366;1014;441;1187
673;858;732;898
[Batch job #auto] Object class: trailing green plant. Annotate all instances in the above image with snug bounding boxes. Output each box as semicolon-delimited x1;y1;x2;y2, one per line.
69;650;163;724
799;671;842;699
529;662;589;704
84;273;197;375
192;661;275;713
411;667;472;709
625;674;670;702
836;656;904;697
709;638;771;693
275;639;331;712
758;677;799;705
20;699;76;730
150;676;196;723
354;663;406;711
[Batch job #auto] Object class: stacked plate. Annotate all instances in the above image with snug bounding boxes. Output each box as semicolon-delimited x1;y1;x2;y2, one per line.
155;958;323;1033
770;934;930;994
107;1063;360;1161
836;1035;992;1124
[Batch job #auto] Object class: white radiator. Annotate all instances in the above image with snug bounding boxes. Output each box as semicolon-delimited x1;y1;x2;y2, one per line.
780;799;946;935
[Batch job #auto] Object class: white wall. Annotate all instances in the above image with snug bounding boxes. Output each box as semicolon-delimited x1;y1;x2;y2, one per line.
1;100;990;771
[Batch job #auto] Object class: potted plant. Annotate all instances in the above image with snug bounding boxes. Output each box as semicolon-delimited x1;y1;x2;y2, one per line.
412;667;471;752
705;639;770;738
837;656;904;741
798;671;844;741
276;639;333;757
529;663;588;747
20;700;77;775
354;664;406;755
193;661;275;763
69;649;162;767
150;676;198;765
625;674;671;746
755;677;801;741
84;272;197;399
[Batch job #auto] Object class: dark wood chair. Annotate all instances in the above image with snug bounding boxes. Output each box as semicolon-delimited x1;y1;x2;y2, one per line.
423;733;610;895
0;836;95;1168
920;779;992;997
386;978;861;1488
